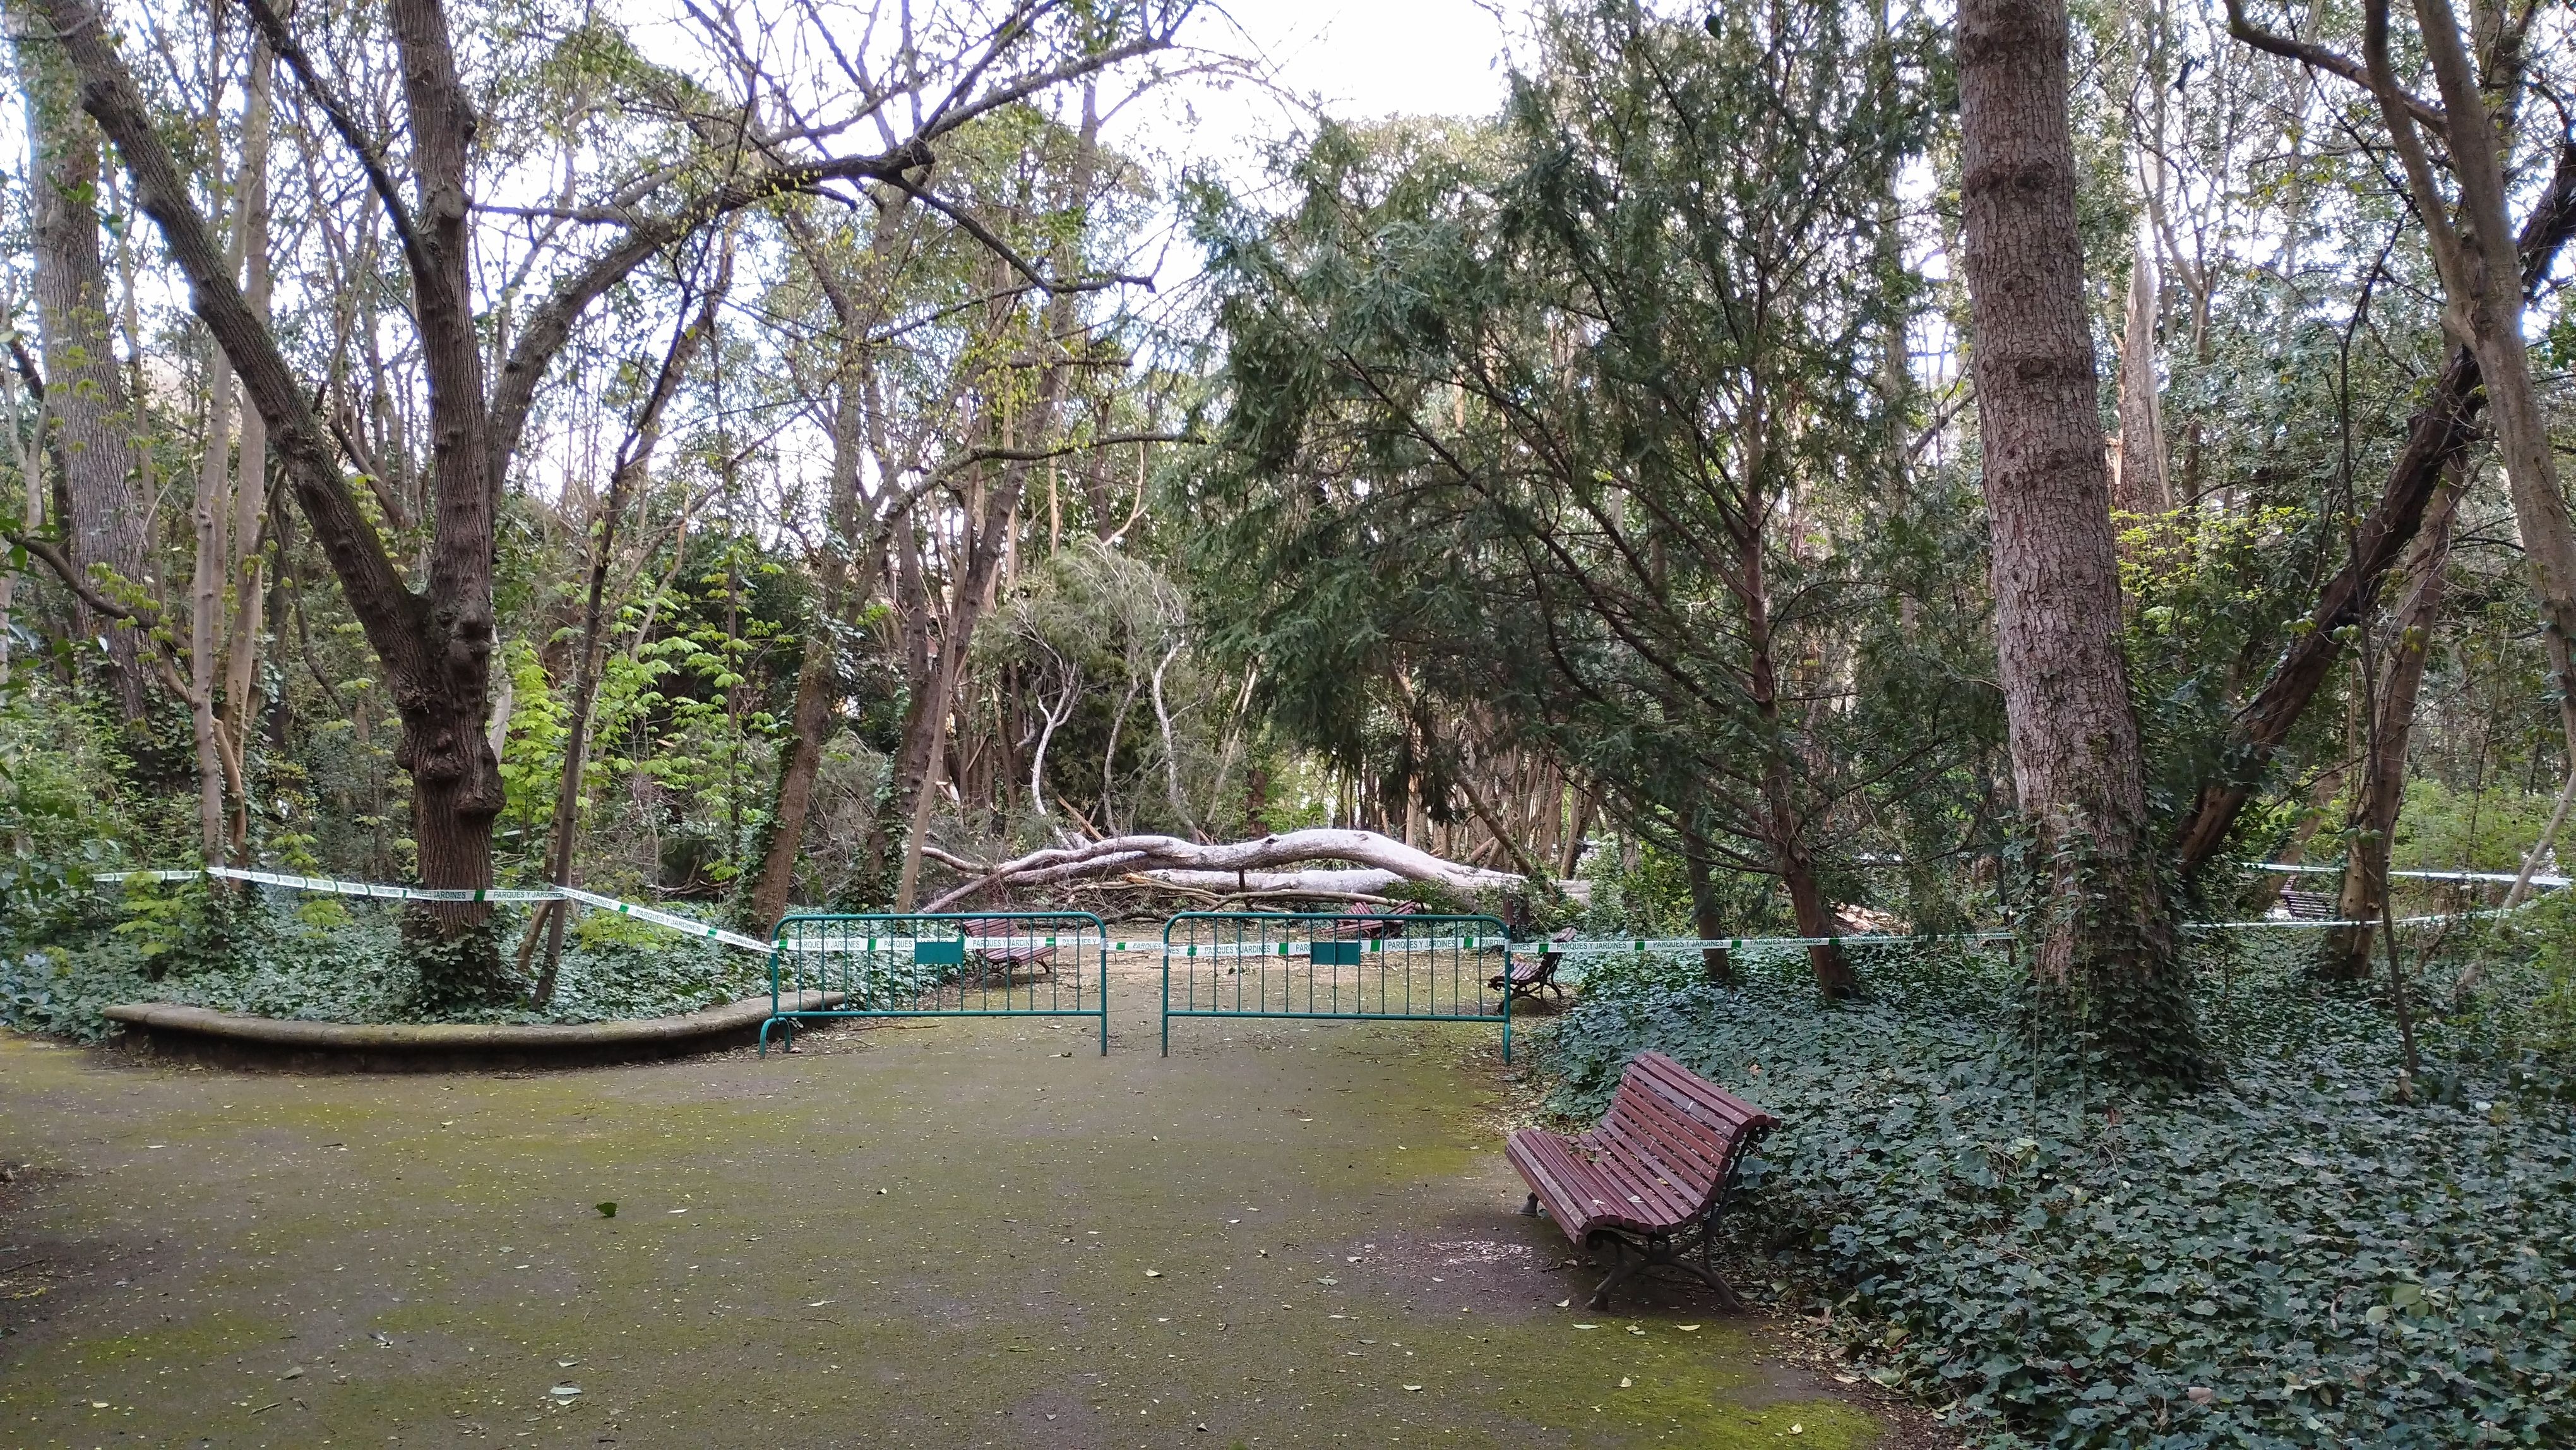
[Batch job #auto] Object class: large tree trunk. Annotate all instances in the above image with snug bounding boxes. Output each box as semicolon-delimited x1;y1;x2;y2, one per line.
15;21;148;721
381;0;508;998
2320;471;2461;978
2370;0;2576;773
48;0;512;1006
1957;0;2202;1078
1681;832;1732;986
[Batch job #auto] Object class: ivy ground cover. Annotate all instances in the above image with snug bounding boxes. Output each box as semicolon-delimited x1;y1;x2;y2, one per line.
1541;936;2574;1447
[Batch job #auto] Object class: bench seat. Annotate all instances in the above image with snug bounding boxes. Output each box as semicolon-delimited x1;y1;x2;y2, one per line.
1506;1050;1777;1309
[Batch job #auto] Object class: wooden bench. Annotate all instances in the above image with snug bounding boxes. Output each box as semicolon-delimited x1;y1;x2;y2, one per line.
1490;926;1574;1006
1320;900;1422;940
957;917;1057;981
2278;887;2339;920
1506;1050;1778;1309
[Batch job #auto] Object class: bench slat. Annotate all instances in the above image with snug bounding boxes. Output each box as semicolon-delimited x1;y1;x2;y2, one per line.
1600;1098;1726;1201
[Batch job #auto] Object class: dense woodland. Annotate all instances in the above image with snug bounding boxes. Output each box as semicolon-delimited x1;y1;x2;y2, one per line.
3;1;2575;1440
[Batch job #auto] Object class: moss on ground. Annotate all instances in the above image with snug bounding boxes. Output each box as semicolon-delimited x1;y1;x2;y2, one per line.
0;971;1900;1447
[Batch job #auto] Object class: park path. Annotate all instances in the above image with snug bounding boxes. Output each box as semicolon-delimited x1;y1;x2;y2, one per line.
0;952;1914;1449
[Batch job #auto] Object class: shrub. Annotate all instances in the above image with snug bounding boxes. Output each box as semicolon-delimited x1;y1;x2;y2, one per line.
0;888;772;1039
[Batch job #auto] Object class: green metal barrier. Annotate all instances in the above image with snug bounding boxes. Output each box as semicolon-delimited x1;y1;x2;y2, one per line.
763;911;1111;1055
1160;911;1515;1060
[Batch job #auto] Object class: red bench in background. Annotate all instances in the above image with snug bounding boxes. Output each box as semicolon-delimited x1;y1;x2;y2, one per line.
957;916;1058;980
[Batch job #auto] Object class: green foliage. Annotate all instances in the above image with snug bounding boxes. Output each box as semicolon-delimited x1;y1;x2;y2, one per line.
1539;935;2573;1447
2388;779;2560;878
1577;841;1790;939
0;892;768;1040
1191;0;1996;921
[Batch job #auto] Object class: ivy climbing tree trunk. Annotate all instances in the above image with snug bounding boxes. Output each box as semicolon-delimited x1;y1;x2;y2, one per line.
1957;0;2205;1079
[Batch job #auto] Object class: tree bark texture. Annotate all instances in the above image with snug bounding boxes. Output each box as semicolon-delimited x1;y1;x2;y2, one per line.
2114;238;2171;517
15;18;148;720
1957;0;2200;1074
1682;836;1732;986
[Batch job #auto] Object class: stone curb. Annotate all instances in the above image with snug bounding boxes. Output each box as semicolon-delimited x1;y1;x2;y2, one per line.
99;992;845;1072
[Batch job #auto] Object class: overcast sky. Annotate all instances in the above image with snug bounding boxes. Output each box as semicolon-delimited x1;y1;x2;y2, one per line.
1097;0;1522;297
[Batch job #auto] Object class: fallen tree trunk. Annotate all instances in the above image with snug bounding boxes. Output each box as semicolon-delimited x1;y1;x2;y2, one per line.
918;829;1527;912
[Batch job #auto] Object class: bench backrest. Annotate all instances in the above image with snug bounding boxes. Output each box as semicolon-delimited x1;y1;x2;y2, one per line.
1325;900;1424;938
1599;1050;1779;1202
2277;888;2340;920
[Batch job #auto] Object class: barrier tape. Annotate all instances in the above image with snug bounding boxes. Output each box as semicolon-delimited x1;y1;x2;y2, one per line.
2252;861;2568;888
81;862;2567;961
554;886;775;954
85;866;767;954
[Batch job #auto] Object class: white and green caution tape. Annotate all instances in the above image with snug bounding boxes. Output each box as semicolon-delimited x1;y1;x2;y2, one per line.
2252;861;2569;889
86;866;767;954
555;885;773;954
85;858;2570;965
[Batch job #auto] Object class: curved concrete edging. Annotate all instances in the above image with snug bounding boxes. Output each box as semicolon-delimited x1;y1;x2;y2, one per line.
100;991;846;1073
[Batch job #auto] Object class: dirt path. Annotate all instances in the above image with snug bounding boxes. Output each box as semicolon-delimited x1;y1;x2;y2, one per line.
1;952;1922;1448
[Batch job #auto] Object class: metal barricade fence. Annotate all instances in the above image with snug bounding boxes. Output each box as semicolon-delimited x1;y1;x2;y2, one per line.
1159;911;1516;1060
763;912;1110;1054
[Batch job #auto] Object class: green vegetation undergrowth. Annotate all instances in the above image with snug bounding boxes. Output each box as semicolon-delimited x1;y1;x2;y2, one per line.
1538;935;2574;1448
0;875;763;1040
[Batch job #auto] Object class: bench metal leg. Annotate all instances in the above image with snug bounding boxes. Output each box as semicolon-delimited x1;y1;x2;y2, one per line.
1521;1193;1540;1217
1580;1226;1745;1312
1683;1262;1745;1309
1587;1238;1643;1310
